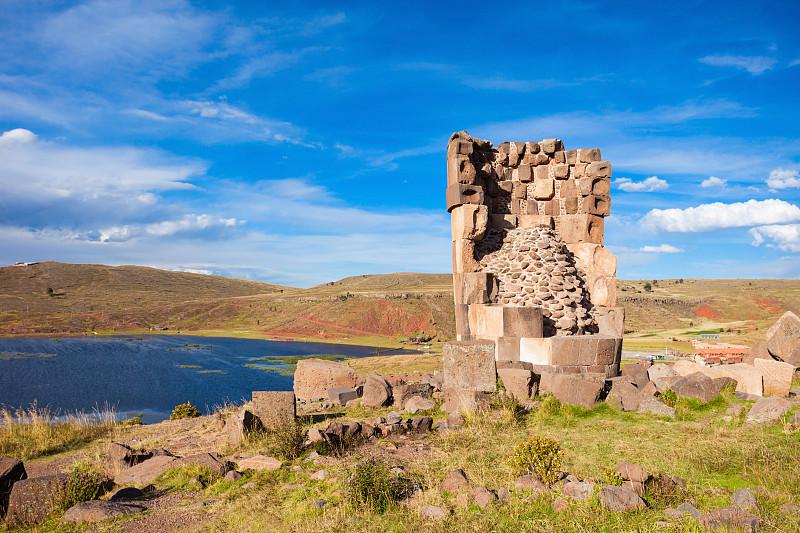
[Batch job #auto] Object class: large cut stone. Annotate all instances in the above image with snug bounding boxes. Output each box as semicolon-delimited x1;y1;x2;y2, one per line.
671;372;720;403
442;340;497;393
227;407;263;446
703;364;763;396
5;474;68;525
520;335;621;372
451;204;488;241
1;458;26;519
621;362;650;389
766;311;800;362
293;358;356;402
393;383;433;408
251;391;296;428
555;214;604;244
361;373;392;408
446;183;485;212
327;386;359;406
753;358;794;397
115;455;177;485
648;363;679;382
549;374;603;409
497;368;534;399
636;396;676;419
442;388;491;414
61;500;145;524
744;340;773;365
467;304;543;340
592;307;625;337
608;380;643;411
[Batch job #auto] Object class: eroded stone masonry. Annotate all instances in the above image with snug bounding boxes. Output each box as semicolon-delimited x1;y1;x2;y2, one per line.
446;130;625;378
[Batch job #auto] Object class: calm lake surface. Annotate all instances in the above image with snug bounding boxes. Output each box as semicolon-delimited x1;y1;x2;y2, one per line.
0;335;412;423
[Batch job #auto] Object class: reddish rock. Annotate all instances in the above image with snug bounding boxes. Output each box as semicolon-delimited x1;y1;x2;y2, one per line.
361;373;392;408
598;485;646;512
698;506;760;532
766;311;800;362
671;372;720;403
621;362;650;389
293;359;356;402
0;458;26;519
615;462;649;483
440;469;471;493
5;474;68;525
61;500;145;524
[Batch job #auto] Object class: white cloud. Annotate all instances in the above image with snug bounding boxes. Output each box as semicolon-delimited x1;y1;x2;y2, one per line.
172;267;213;275
615;176;668;192
750;224;800;252
791;59;800;67
639;244;685;253
766;168;800;189
699;55;778;75
700;176;726;188
96;215;242;242
642;199;800;232
0;128;37;143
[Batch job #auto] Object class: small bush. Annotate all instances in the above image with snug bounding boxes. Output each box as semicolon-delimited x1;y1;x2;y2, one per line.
255;420;307;461
660;389;678;408
53;461;102;513
170;402;201;420
603;467;623;486
505;435;564;486
347;458;411;513
123;416;143;426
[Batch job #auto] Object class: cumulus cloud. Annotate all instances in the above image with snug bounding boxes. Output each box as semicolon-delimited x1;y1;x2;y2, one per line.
642;199;800;232
766;168;800;189
615;176;668;192
750;224;800;252
699;55;777;75
639;244;685;253
700;176;726;188
96;214;242;242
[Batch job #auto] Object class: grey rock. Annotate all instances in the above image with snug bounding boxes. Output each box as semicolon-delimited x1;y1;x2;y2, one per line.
745;397;792;424
598;485;647;512
731;488;758;511
664;508;684;519
470;486;497;508
697;506;760;532
0;457;26;518
311;499;329;508
672;372;720;403
677;501;703;518
5;474;69;524
637;396;676;419
386;411;402;425
60;500;145;524
615;462;649;483
361;373;392;408
515;475;548;494
562;481;595;502
405;396;436;414
440;469;470;493
419;504;449;520
648;363;679;382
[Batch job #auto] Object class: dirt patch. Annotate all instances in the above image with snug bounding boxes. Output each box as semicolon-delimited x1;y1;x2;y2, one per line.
695;305;721;320
753;296;783;313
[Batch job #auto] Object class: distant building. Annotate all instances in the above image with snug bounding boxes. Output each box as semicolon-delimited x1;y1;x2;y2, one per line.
700;333;719;340
692;341;749;365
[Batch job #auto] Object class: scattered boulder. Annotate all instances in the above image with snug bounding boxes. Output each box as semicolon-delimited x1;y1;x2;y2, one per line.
672;372;720;403
562;481;595;502
515;475;548;494
226;407;263;446
753;358;794;397
677;501;703;518
409;416;433;432
293;359;356;402
175;453;228;477
440;469;471;493
697;506;760;532
621;363;650;389
552;498;570;512
109;487;143;501
766;311;800;362
744;340;773;365
386;411;402;425
447;412;466;427
648;363;679;382
549;374;603;410
598;485;646;512
238;456;282;472
665;508;684;519
393;383;434;409
744;397;792;425
327;386;359;406
405;396;436;414
640;381;659;397
223;471;243;482
60;500;145;524
310;470;328;481
497;368;535;399
115;455;177;485
731;488;758;511
420;504;449;520
608;380;643;411
470;486;497;508
442;340;497;393
5;474;69;524
0;458;26;519
622;480;644;496
636;396;676;419
361;373;392;408
615;462;649;483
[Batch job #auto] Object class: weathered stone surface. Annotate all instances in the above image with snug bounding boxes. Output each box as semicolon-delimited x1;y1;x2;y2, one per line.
636;396;676;418
0;458;26;519
677;501;703;518
703;364;763;396
550;374;603;409
440;469;470;493
447;411;466;427
621;363;650;389
409;416;433;432
744;396;792;424
393;383;433;408
293;358;356;402
766;311;800;362
451;204;489;241
562;481;595;502
730;488;758;511
615;462;648;483
361;373;392;408
420;504;449;520
251;391;296;428
61;500;145;524
593;307;625;337
115;455;177;485
227;407;263;446
442;389;491;414
442;340;496;393
671;360;707;376
753;358;794;397
238;456;282;472
552;498;570;511
470;486;497;508
446;183;485;212
497;368;534;399
175;453;227;477
109;487;143;501
327;386;359;406
744;340;773;365
622;480;644;497
5;474;68;524
598;485;646;512
515;475;548;493
671;372;720;403
648;363;679;382
640;381;659;397
223;470;242;482
405;396;436;414
608;380;643;411
697;506;760;532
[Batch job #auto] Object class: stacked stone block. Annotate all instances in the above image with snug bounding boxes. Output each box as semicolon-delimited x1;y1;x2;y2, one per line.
446;130;624;379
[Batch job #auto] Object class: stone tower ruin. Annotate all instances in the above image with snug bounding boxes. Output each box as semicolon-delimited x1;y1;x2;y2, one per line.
446;130;624;378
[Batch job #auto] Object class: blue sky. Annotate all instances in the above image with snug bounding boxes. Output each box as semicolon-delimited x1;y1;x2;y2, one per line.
1;0;799;287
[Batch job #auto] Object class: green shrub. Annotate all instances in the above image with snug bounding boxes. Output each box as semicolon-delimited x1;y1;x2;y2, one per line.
347;458;411;514
505;435;564;486
255;420;307;461
603;467;623;486
170;402;201;420
53;461;102;513
660;389;678;408
123;416;143;426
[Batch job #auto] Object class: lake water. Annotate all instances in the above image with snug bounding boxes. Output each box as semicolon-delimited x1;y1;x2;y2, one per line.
0;335;412;423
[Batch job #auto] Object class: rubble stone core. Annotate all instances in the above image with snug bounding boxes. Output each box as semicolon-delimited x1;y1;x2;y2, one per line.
446;130;624;377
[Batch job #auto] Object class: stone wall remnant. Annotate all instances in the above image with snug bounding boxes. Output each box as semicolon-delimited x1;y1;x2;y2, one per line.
445;130;624;379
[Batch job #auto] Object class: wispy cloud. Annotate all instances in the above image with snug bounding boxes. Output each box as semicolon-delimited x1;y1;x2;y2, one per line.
615;176;668;192
699;55;778;75
642;199;800;232
639;244;684;253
